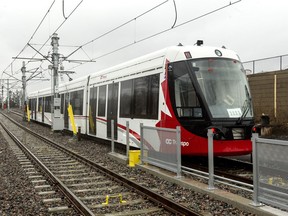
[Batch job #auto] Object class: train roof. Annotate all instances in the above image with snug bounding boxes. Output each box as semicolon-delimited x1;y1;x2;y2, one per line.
88;45;240;86
28;45;240;97
93;45;239;73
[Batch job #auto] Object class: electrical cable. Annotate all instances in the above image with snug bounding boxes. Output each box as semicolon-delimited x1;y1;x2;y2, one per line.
5;0;83;78
1;0;56;76
27;0;83;65
62;0;68;19
65;0;169;59
171;0;177;28
1;0;83;95
67;0;241;71
95;0;241;58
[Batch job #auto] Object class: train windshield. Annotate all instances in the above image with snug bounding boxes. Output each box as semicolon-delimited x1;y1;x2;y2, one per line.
191;58;253;119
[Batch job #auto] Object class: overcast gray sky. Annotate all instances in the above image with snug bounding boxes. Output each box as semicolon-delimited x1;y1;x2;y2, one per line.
0;0;287;93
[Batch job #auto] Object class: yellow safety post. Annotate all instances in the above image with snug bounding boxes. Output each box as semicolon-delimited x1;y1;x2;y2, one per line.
26;105;30;122
129;150;140;167
102;194;126;205
67;104;77;135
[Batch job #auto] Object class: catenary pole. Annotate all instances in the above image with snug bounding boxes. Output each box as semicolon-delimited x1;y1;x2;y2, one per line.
21;61;26;120
51;33;60;130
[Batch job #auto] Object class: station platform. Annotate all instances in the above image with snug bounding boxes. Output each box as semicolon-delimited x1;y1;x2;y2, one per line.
108;152;288;216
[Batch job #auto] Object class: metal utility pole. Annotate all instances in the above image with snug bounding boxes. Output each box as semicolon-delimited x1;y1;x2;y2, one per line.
21;61;26;120
7;79;9;111
51;33;63;131
1;83;3;109
51;33;59;101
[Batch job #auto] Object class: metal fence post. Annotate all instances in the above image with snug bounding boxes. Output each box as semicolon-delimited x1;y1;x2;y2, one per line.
111;120;114;153
208;129;215;190
176;126;181;178
126;121;130;158
251;133;262;206
140;123;144;165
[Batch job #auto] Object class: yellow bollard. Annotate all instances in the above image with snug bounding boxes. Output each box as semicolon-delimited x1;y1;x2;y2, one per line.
129;150;140;167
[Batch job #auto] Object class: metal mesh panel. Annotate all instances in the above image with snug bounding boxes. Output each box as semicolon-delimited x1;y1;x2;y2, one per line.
142;127;178;173
257;140;288;211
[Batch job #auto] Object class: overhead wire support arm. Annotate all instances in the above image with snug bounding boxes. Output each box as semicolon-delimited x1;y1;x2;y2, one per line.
1;0;56;77
3;72;21;82
27;43;53;64
12;57;45;62
67;59;96;63
26;68;44;82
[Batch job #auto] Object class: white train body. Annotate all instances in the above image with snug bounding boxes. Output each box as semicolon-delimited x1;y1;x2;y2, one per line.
28;45;254;156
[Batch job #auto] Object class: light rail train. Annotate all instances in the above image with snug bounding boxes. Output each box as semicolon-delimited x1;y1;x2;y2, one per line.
28;43;254;156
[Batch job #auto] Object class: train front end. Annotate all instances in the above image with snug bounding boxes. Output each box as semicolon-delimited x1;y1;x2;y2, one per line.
165;45;254;156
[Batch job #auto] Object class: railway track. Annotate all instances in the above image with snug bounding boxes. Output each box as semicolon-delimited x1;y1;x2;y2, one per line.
0;112;201;215
10;109;254;188
182;156;253;185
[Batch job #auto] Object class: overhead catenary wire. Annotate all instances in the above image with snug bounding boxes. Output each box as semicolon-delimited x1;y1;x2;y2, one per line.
65;0;169;59
2;0;84;92
1;0;84;100
26;0;84;69
1;0;56;76
67;0;241;71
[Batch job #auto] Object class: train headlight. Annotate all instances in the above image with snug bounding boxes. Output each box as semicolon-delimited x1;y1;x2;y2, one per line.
209;127;223;140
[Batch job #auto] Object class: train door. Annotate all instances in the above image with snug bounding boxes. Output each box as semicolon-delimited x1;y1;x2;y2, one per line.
34;99;37;120
107;82;118;139
89;86;97;135
64;93;69;129
41;97;44;122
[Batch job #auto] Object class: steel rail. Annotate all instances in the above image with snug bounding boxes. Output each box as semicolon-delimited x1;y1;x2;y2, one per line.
3;112;202;216
0;119;95;216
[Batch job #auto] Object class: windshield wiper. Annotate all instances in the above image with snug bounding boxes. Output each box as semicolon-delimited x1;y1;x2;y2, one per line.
236;85;251;125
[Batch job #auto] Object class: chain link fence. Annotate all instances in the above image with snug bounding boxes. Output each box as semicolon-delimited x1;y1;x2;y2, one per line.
243;54;288;74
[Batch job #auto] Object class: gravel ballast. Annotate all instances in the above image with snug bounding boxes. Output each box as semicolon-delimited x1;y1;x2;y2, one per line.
3;111;286;215
0;128;47;215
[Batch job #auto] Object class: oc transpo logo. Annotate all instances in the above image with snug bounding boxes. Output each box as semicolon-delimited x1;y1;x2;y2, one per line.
165;139;189;147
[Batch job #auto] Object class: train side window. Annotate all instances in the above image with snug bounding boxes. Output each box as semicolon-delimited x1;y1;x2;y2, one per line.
60;94;64;114
149;74;160;119
70;90;83;115
98;85;107;117
119;74;159;119
171;62;202;118
38;97;42;112
44;96;51;113
134;76;149;118
29;99;32;111
120;80;133;117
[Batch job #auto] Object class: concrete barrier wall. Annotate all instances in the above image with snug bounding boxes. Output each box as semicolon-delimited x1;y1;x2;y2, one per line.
248;69;288;124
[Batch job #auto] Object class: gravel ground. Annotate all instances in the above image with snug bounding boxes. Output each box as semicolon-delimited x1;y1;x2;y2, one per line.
16;116;256;216
0;128;47;216
0;112;262;215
